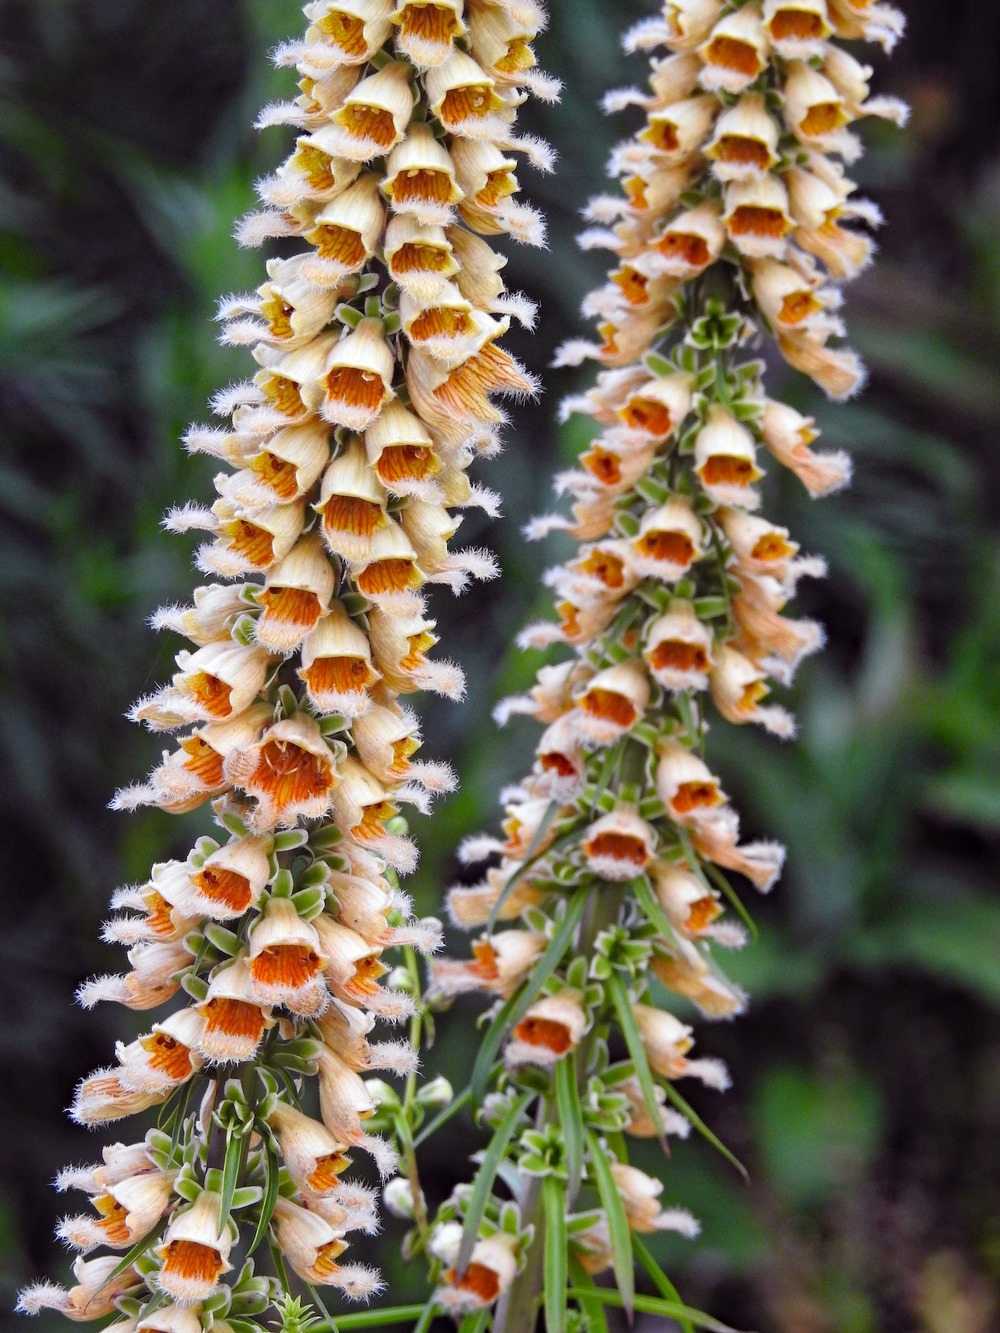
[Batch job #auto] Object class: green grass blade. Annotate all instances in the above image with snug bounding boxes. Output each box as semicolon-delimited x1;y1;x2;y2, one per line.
585;1127;634;1317
326;1307;430;1330
633;874;686;951
565;1286;753;1331
471;887;590;1101
414;1085;473;1149
218;1125;244;1233
567;1257;610;1333
589;736;625;806
167;1077;198;1158
633;1235;694;1333
411;1299;441;1333
456;1091;533;1278
702;859;758;942
486;799;559;933
555;1051;584;1199
607;970;666;1142
458;1309;490;1333
305;1284;338;1333
543;1175;569;1333
100;1221;163;1285
246;1142;280;1257
662;1081;748;1181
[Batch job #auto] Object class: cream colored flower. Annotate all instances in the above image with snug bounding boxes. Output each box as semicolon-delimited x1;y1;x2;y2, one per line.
154;1192;233;1305
573;661;651;744
643;602;714;692
391;0;466;67
581;806;657;881
196;958;273;1063
505;989;588;1066
246;896;327;1005
255;534;336;653
629;496;704;580
705;92;781;181
435;1226;520;1313
224;714;339;829
694;405;764;508
698;3;769;94
656;740;726;826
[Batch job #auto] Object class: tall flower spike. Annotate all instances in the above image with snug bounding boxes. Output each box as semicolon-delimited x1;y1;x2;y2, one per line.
424;1;905;1327
20;3;554;1328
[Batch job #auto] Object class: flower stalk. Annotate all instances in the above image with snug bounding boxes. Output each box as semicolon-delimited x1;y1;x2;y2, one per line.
421;0;907;1328
18;1;555;1327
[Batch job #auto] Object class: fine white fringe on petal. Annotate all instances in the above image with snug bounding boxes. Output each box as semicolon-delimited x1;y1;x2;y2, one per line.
326;1262;387;1302
359;1134;398;1181
457;834;504;865
621;16;670;52
364;1040;420;1076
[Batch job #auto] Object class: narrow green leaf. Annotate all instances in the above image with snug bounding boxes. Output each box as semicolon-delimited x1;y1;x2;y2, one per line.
267;1238;293;1307
633;1235;694;1333
217;1126;244;1233
662;1081;748;1181
413;1086;473;1149
607;971;666;1143
702;859;758;941
135;1291;166;1319
555;1052;583;1200
411;1299;441;1333
456;1092;533;1278
585;1128;634;1317
305;1284;337;1333
459;1311;490;1333
164;1075;197;1156
567;1257;610;1333
633;874;686;954
485;815;586;933
246;1144;280;1258
327;1306;430;1329
486;800;560;934
471;888;590;1102
100;1221;163;1285
565;1286;753;1332
543;1176;569;1333
589;737;625;809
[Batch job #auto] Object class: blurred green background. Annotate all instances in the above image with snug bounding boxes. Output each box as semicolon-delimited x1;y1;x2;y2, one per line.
2;2;999;1330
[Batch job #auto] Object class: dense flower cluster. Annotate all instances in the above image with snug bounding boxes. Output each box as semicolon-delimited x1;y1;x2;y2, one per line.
421;0;905;1324
17;1;554;1327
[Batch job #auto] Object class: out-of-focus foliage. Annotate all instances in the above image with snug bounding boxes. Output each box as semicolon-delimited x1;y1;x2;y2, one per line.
2;2;998;1331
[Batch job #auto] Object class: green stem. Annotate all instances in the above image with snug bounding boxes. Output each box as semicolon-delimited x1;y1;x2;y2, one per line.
493;884;625;1333
714;353;732;407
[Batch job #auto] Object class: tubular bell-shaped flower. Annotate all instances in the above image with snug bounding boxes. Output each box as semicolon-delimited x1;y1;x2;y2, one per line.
422;1;905;1327
21;3;554;1328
